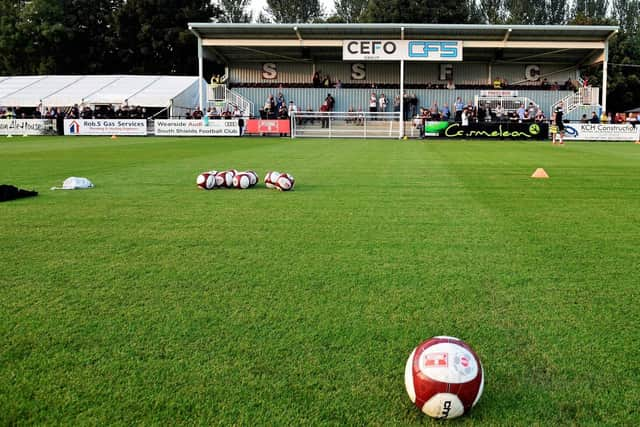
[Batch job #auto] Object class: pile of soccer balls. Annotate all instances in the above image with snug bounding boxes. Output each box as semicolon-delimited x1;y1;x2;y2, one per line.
196;170;294;191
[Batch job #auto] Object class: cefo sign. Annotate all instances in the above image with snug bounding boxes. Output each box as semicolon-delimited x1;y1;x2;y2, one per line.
343;40;463;61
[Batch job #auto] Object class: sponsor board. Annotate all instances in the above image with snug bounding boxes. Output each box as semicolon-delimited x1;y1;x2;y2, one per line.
245;119;290;135
0;119;50;135
434;122;548;140
343;40;462;61
64;119;147;136
564;123;639;141
154;119;239;136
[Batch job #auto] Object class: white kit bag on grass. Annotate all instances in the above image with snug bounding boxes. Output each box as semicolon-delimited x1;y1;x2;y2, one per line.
51;177;94;190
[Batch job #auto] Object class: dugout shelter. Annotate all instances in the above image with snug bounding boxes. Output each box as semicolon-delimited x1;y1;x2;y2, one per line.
188;23;618;137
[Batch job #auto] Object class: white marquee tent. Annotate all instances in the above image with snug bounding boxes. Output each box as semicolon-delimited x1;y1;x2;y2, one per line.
0;75;206;117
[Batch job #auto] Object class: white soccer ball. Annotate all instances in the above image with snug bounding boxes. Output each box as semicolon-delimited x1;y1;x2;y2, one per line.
232;173;252;189
405;336;484;419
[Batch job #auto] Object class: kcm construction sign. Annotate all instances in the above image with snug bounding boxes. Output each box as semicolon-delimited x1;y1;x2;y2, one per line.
343;40;463;61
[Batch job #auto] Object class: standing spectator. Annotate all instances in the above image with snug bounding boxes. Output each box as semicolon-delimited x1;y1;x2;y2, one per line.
393;95;401;113
494;104;504;122
369;92;377;114
319;100;329;128
322;75;331;87
441;103;450;121
461;107;470;127
312;71;321;87
517;104;526;123
378;93;388;113
288;100;298;125
454;97;464;122
409;93;418;120
527;103;536;121
477;103;486;123
535;109;546;123
325;93;335;111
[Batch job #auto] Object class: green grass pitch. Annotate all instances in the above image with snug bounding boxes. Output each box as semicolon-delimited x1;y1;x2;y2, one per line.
1;136;639;425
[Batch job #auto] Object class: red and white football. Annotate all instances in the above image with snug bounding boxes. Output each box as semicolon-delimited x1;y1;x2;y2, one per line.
232;173;252;189
275;173;294;191
214;171;227;188
224;169;237;188
405;336;484;419
245;170;259;186
264;171;280;189
196;172;215;190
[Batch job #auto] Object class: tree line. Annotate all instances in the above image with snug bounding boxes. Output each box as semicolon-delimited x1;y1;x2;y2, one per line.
0;0;638;111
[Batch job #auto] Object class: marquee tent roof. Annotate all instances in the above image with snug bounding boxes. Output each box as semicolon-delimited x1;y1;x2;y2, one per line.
0;75;204;108
188;23;619;64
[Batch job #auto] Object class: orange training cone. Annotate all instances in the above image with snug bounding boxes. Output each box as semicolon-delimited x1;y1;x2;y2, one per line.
111;134;117;139
531;168;549;178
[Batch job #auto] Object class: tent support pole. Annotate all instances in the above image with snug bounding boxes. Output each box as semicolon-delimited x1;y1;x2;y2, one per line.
198;36;204;111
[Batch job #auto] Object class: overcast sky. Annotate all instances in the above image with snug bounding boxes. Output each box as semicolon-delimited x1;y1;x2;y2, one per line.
250;0;336;16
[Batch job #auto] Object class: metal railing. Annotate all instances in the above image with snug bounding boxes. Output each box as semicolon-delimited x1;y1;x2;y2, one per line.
208;84;254;116
290;111;402;138
552;87;600;114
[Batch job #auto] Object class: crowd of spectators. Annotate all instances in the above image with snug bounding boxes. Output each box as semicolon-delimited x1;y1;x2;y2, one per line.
0;104;150;120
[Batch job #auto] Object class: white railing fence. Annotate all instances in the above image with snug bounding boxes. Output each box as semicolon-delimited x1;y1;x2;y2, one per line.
290;111;402;138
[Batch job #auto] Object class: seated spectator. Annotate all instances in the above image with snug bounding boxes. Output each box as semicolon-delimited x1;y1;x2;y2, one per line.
493;77;502;89
393;95;401;112
192;106;203;120
322;75;331;87
277;104;288;120
580;114;589;123
221;109;232;119
535;109;546;123
590;112;600;123
564;78;575;91
551;81;559;90
334;80;342;89
356;108;364;125
541;78;549;89
209;107;221;119
446;79;455;90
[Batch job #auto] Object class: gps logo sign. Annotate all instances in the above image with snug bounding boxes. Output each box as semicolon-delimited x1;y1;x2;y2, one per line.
408;41;460;59
343;40;463;61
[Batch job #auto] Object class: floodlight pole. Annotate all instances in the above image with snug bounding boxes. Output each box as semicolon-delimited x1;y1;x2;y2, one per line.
197;35;204;111
399;27;405;140
602;39;608;115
